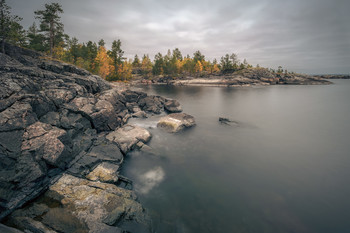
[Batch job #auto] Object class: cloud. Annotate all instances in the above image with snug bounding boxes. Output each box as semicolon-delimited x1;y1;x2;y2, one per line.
7;0;350;74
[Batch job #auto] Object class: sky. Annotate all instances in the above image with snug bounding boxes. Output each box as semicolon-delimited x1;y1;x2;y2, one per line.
7;0;350;74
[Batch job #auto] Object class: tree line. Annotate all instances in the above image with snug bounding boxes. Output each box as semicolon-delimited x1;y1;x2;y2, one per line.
1;0;259;81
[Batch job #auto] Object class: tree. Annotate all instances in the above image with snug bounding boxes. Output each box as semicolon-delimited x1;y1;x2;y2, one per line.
141;54;153;77
220;54;233;72
26;22;46;51
172;48;182;61
98;39;105;48
193;50;205;63
67;37;80;64
153;52;164;75
34;2;64;56
94;46;112;79
195;60;203;74
85;41;98;72
132;54;140;67
108;39;124;73
0;0;23;53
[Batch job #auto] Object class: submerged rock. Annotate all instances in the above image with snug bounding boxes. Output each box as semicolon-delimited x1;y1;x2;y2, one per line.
219;117;238;126
157;113;196;133
106;124;151;154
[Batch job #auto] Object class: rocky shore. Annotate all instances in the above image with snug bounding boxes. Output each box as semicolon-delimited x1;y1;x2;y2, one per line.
314;74;350;79
0;43;188;232
136;68;332;86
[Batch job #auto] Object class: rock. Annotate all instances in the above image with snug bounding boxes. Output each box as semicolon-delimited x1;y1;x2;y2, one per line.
219;117;238;126
106;124;152;154
138;96;164;114
164;99;182;113
7;217;57;233
157;113;196;133
0;223;24;233
0;43;180;231
21;122;70;168
42;174;150;232
67;152;101;177
86;162;119;183
132;110;147;118
122;90;147;103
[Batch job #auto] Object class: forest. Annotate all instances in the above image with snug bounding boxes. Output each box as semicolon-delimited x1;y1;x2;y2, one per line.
1;1;288;82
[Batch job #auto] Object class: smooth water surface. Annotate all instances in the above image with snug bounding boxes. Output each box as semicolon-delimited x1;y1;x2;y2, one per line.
122;80;350;233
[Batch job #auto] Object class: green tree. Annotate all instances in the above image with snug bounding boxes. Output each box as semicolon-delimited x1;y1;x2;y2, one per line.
98;39;105;48
108;39;125;72
34;2;64;56
132;54;140;67
141;54;153;77
26;22;46;51
86;41;98;72
0;0;23;53
153;52;164;75
193;50;205;63
172;48;182;61
67;36;80;64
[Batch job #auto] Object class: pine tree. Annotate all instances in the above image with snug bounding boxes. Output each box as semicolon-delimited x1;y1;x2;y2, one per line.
34;2;64;56
108;39;124;73
26;22;46;51
0;0;23;53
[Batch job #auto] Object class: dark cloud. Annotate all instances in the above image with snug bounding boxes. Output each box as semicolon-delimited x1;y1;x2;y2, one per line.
8;0;350;74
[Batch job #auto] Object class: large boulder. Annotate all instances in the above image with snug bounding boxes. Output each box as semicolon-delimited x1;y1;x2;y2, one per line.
157;113;196;133
44;174;149;232
106;124;151;154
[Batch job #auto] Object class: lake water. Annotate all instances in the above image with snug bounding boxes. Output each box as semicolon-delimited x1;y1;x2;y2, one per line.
122;80;350;233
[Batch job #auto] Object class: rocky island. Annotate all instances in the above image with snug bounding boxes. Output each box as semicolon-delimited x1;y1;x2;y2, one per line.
0;43;192;233
135;68;332;87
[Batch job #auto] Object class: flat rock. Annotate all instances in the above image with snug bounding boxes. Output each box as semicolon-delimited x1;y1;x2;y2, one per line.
157;113;196;133
106;124;151;154
86;162;119;183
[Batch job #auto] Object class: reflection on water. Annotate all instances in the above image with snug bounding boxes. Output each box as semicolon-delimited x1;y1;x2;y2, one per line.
123;80;350;233
135;167;165;194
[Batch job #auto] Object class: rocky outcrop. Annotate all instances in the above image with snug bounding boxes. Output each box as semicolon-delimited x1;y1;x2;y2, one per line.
314;74;350;79
139;68;332;86
157;113;196;133
0;43;183;232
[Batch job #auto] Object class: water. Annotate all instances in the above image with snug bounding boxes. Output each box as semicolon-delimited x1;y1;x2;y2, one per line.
122;80;350;233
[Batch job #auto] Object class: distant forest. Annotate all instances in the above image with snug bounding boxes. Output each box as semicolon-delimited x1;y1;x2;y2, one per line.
1;1;288;81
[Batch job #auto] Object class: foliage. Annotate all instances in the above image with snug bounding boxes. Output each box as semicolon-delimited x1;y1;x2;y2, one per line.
0;0;23;53
34;2;65;56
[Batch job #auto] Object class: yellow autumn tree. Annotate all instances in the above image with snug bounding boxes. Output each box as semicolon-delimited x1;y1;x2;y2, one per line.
141;55;153;77
94;46;112;79
195;60;203;74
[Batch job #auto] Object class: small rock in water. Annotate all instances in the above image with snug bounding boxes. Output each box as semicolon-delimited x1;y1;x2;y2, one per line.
219;117;238;125
157;113;196;133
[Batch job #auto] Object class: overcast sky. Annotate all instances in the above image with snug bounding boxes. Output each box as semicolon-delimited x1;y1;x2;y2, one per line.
8;0;350;74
